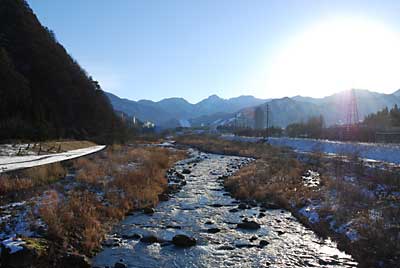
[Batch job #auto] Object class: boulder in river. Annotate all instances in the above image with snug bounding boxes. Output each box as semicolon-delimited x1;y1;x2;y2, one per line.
217;245;235;250
237;220;261;230
259;240;269;248
207;228;221;234
175;172;185;179
182;168;191;174
249;236;258;242
140;235;161;244
166;225;181;229
121;233;141;240
158;193;169;201
58;252;91;268
1;238;53;268
114;262;128;268
238;203;248;210
172;234;196;247
261;202;281;210
143;207;155;215
258;212;266;218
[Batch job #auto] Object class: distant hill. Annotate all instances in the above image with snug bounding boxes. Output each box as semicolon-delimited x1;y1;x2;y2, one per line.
235;89;400;128
107;89;400;129
0;0;125;142
106;92;266;127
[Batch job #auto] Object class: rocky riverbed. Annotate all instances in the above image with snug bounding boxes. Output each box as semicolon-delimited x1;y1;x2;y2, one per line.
92;149;357;268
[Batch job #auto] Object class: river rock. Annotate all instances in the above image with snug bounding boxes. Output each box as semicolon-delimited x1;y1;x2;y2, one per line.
172;235;196;247
1;245;38;268
238;203;248;210
207;228;221;234
122;233;141;240
210;203;223;208
259;240;269;248
261;202;281;209
58;253;91;268
114;262;127;268
247;200;258;207
175;172;185;179
217;245;235;250
182;168;191;174
249;236;258;242
1;238;52;268
143;207;155;214
140;235;161;244
229;208;239;213
258;212;266;218
166;225;181;229
237;220;261;230
158;193;169;201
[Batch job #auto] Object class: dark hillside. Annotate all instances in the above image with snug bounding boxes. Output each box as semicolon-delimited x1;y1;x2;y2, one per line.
0;0;125;143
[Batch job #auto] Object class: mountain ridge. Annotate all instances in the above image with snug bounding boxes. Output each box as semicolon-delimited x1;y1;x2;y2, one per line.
107;89;400;129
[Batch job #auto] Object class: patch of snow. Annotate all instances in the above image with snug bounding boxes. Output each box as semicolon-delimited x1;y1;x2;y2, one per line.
222;135;400;165
334;221;359;241
2;237;25;254
302;170;320;188
0;145;105;173
299;204;320;224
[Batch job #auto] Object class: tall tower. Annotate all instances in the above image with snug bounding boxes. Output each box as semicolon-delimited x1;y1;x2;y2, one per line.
346;89;359;127
345;89;359;140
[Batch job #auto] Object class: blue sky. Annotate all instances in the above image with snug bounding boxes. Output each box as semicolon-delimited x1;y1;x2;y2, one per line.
27;0;400;102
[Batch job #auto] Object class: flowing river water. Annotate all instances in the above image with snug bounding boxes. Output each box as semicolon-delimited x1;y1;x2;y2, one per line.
92;149;357;268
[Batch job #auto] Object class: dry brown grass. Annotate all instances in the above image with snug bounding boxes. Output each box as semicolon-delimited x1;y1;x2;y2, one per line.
39;145;186;255
178;135;400;267
225;159;313;209
0;163;67;195
39;190;105;254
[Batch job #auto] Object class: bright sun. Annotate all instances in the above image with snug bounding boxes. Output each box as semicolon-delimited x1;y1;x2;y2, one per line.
264;17;400;98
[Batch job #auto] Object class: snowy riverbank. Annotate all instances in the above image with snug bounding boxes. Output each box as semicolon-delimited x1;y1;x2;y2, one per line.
221;134;400;165
0;145;106;173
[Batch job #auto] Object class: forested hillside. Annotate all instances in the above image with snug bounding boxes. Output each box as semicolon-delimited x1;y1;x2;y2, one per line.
0;0;125;143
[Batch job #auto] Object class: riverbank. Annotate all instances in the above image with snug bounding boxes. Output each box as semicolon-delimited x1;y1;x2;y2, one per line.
92;149;355;268
0;144;186;268
222;134;400;166
177;135;399;267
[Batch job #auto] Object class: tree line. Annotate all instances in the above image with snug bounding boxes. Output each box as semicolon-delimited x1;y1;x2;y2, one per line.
0;0;129;144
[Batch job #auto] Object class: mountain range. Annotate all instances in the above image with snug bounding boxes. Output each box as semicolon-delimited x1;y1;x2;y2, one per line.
107;89;400;129
106;92;266;127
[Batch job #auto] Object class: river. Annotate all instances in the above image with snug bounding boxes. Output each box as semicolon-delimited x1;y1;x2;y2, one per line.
92;149;357;268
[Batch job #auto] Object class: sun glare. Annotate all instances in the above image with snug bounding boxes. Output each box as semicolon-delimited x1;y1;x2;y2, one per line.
264;17;400;98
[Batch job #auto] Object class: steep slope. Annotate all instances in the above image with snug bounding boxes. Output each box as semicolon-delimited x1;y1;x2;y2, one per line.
0;0;124;142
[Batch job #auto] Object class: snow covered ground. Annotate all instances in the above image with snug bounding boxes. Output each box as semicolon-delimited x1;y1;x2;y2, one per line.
0;145;106;173
221;134;400;165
